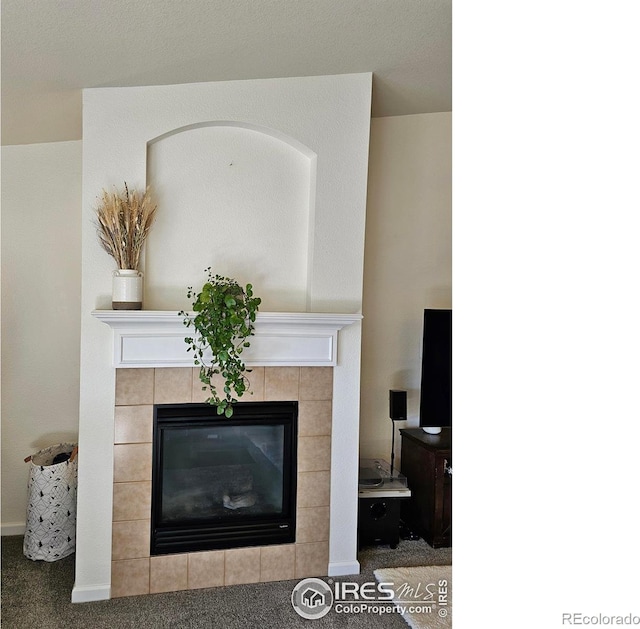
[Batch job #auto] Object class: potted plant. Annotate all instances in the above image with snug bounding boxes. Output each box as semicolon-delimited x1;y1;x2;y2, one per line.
95;182;157;309
180;268;262;417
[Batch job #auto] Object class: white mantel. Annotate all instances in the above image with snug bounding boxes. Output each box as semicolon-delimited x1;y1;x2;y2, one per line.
92;311;362;368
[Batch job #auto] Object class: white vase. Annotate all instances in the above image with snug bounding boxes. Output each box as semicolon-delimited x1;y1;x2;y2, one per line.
112;269;143;310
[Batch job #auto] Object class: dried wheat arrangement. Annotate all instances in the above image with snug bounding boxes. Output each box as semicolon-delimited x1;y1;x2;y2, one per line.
95;183;157;270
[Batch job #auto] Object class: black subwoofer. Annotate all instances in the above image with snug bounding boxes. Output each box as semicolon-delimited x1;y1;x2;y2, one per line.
358;497;402;549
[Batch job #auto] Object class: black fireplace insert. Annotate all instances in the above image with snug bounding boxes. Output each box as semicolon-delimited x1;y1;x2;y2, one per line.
151;401;298;555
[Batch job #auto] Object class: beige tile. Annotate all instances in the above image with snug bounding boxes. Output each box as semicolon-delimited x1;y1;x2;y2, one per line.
244;367;265;401
295;541;329;578
296;507;330;543
114;405;153;444
115;369;155;406
188;550;225;589
111;558;149;598
112;519;150;560
192;368;226;403
154;367;192;404
112;481;151;521
298;401;332;437
298;436;331;472
297;471;331;508
299;367;333;401
260;544;295;582
191;367;207;403
113;443;152;482
264;367;299;401
150;555;188;593
224;547;261;585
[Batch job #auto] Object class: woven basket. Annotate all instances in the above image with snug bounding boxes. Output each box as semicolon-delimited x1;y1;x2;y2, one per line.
23;443;78;562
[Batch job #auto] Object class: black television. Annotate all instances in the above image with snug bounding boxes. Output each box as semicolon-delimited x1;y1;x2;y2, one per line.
419;309;452;433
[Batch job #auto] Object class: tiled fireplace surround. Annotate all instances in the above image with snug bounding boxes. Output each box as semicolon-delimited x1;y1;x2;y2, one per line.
111;365;333;597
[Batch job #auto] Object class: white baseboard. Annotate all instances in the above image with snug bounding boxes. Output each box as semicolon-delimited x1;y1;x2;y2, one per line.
1;522;26;536
71;583;111;603
328;560;361;577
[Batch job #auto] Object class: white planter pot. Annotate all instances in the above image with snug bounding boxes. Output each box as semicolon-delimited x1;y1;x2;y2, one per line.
112;269;143;310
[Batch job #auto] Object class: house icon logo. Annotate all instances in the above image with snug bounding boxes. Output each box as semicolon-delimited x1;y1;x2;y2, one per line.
302;587;325;608
291;578;333;619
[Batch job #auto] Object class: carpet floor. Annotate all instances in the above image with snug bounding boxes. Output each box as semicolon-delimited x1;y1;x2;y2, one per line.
1;536;451;628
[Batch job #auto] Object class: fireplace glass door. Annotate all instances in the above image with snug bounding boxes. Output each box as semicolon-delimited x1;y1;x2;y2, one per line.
151;402;297;555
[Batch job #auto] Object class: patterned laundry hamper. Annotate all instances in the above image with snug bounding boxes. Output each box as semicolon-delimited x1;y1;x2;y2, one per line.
23;443;78;561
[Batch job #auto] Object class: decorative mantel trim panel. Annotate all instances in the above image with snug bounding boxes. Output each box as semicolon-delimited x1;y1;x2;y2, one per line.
92;311;362;368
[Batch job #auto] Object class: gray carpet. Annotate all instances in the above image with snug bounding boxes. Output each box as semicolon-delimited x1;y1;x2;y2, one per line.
1;536;451;628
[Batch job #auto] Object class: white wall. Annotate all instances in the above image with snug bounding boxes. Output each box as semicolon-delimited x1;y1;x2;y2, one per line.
360;113;452;459
1;141;82;533
0;110;451;564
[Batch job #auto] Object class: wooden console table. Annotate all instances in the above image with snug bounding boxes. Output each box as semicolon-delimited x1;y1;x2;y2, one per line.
400;427;452;548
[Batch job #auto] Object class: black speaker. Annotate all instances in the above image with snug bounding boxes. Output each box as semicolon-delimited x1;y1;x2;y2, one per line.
389;390;407;421
358;497;402;548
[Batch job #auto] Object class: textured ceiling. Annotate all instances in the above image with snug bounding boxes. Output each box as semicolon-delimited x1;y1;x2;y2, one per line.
1;0;451;146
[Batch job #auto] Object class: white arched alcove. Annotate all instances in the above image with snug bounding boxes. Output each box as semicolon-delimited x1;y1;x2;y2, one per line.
145;122;316;311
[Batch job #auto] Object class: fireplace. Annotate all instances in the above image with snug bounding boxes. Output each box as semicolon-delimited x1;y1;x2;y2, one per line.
76;75;370;602
151;401;298;555
107;365;339;597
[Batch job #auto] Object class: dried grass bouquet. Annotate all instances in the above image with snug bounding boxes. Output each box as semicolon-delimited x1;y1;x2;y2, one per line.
95;182;157;270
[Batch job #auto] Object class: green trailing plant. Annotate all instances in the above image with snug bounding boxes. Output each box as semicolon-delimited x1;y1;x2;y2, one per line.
180;269;261;417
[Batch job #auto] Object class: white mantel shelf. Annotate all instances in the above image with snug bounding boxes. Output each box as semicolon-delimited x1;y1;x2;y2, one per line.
92;310;362;368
